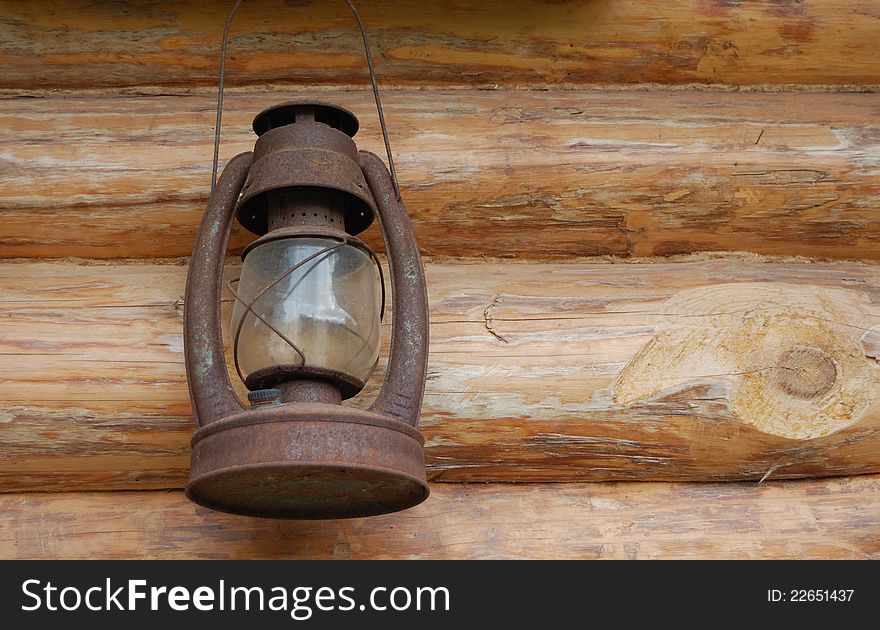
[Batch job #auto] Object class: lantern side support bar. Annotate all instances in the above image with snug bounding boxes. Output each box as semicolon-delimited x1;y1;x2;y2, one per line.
359;150;429;428
185;151;253;427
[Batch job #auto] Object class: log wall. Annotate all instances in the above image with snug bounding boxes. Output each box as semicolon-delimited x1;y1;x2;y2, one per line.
1;92;878;261
4;477;879;559
0;0;878;559
1;0;878;91
1;257;878;490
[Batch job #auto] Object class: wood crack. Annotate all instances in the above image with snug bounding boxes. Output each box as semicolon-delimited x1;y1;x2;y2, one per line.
482;295;509;343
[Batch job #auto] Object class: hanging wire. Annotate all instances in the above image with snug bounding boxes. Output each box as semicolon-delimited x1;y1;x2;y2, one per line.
342;0;401;200
211;0;244;190
211;0;402;200
211;0;393;383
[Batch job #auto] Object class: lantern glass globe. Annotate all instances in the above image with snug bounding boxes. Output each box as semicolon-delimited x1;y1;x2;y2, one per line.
230;237;382;385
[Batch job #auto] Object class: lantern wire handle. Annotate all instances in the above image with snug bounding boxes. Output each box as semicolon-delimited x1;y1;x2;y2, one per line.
211;0;244;191
211;0;402;201
342;0;401;200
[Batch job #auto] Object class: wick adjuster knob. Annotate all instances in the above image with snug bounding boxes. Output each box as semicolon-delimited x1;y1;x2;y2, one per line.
247;389;282;409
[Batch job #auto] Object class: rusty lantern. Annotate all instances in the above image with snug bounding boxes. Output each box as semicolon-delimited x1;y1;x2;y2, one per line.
183;4;429;520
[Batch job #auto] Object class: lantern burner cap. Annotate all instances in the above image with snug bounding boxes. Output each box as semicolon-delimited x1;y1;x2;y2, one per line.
236;100;376;237
252;100;360;137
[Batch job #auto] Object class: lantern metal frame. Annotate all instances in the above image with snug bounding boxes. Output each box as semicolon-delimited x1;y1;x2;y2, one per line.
182;2;429;520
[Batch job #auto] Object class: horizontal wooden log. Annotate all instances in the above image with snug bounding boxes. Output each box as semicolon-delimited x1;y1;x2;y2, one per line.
2;0;879;91
1;91;878;260
1;257;878;491
2;477;879;559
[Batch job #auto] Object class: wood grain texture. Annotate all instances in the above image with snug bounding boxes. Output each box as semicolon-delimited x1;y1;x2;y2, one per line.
1;0;879;91
2;477;879;559
1;91;878;261
1;256;878;491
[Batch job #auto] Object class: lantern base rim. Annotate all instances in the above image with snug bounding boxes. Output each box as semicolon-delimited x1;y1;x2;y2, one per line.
186;407;428;520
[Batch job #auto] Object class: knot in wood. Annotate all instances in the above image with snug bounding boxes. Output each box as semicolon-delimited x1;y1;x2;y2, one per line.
769;348;837;400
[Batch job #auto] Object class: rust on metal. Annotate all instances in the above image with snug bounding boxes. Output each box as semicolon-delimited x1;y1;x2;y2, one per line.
359;151;430;428
278;379;343;405
210;0;401;199
184;152;252;428
244;364;367;400
187;403;427;519
184;103;429;519
187;0;426;520
236;110;377;236
252;100;360;137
